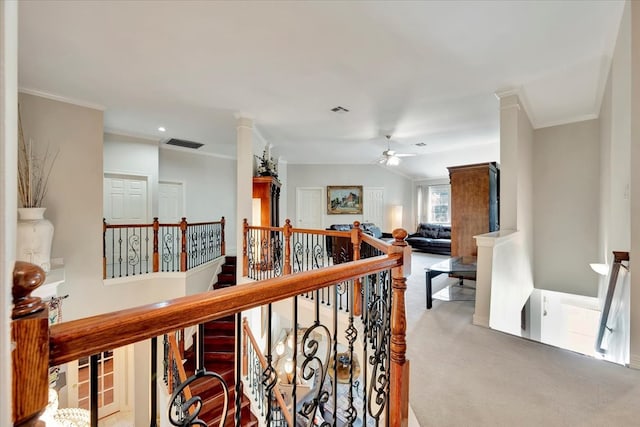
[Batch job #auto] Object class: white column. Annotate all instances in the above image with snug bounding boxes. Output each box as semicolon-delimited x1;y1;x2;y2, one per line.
496;92;520;231
0;2;18;425
236;116;254;280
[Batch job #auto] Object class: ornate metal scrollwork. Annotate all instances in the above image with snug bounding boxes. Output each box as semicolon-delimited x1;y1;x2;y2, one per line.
272;236;283;276
162;233;175;263
127;234;140;266
365;270;391;421
168;368;229;427
344;314;359;425
293;241;304;273
312;243;326;269
298;323;332;427
189;230;199;261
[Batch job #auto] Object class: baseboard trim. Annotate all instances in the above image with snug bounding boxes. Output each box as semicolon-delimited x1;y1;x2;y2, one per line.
629;354;640;370
473;314;490;328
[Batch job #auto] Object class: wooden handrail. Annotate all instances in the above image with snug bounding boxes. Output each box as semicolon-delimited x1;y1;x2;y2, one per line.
104;219;224;229
361;232;392;252
50;254;401;366
103;216;225;278
242;318;293;427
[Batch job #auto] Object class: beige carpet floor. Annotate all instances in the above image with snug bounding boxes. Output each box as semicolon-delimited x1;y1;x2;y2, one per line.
405;252;640;427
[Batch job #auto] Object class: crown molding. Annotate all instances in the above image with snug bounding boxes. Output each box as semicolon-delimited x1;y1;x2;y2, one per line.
19;87;106;111
103;128;160;144
534;113;599;130
495;87;537;128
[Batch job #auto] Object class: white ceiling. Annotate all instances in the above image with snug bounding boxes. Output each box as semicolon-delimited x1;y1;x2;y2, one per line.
18;1;625;180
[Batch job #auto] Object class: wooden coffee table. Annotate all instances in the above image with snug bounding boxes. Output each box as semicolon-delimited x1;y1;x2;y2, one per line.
425;256;477;309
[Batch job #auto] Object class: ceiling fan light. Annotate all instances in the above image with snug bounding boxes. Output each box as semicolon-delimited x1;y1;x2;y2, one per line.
387;156;400;166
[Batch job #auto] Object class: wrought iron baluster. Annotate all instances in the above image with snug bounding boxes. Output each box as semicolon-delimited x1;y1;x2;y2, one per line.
90;353;99;427
145;226;150;274
263;303;277;424
151;336;158;427
293;295;298;426
345;279;358;425
332;282;339;425
235;313;242;427
118;228;123;277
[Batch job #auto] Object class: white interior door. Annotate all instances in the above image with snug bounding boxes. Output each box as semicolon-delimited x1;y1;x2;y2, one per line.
159;181;184;223
103;174;148;224
363;187;384;228
296;187;323;229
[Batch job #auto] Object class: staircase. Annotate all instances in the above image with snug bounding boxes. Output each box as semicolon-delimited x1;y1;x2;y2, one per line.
214;255;237;289
183;256;257;426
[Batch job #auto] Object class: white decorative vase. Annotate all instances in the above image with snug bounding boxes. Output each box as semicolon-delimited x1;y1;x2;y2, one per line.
16;207;54;272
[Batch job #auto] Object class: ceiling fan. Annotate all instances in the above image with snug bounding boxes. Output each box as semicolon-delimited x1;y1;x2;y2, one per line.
377;135;416;166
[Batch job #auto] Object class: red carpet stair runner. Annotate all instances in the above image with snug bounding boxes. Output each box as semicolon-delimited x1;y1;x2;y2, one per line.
183;256;258;426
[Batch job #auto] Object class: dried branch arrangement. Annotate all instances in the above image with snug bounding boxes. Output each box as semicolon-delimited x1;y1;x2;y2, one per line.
17;109;59;208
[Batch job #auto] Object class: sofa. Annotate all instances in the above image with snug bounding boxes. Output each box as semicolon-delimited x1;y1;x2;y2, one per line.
405;223;451;255
326;223;390;263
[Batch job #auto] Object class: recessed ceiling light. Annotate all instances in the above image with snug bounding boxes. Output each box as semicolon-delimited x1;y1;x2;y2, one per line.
158;126;166;132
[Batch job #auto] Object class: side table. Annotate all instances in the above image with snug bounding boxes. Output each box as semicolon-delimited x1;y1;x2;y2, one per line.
425;256;477;309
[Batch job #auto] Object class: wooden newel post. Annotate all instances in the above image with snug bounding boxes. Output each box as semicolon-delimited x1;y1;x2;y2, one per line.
12;261;49;427
179;217;188;272
102;218;107;279
152;217;159;273
220;216;226;256
242;219;249;277
283;219;292;275
389;229;411;427
352;221;363;316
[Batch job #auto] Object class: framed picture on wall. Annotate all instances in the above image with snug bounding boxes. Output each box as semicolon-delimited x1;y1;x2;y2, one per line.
327;185;363;214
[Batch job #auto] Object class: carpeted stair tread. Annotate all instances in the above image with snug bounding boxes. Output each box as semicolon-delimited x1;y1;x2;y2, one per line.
177;254;258;426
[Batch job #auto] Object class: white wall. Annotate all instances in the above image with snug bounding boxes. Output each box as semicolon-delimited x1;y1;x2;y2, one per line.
286;164;413;231
629;0;640;369
533;120;600;296
18;93;105;321
159;147;237;253
598;0;637;368
0;2;17;424
104;133;159;219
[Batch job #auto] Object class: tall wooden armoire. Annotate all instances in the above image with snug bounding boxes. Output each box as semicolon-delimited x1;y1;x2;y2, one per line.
448;162;499;257
252;176;281;227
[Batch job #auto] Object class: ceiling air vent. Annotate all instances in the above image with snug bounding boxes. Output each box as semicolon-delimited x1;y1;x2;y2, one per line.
330;106;349;113
165;138;204;150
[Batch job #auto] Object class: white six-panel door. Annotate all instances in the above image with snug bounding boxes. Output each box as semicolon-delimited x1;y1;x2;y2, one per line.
296;187;323;229
159;181;184;223
363;187;385;228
